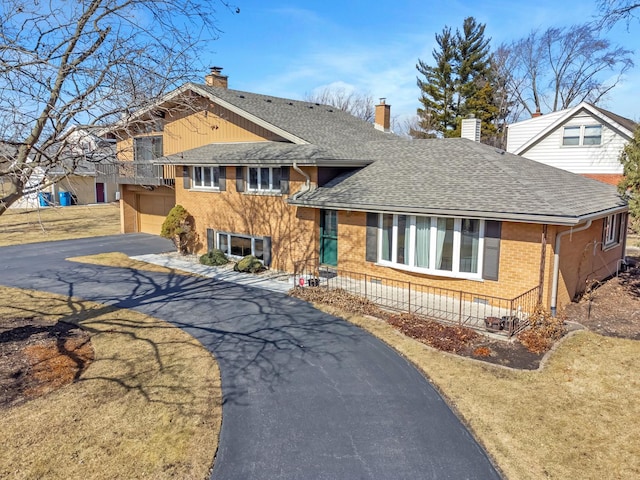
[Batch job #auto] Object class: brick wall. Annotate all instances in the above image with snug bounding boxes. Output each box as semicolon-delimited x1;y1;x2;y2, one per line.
551;219;625;306
176;165;319;272
336;211;623;310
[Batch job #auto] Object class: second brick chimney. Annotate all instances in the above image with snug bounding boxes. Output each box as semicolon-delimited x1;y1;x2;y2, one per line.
205;66;228;88
375;98;391;132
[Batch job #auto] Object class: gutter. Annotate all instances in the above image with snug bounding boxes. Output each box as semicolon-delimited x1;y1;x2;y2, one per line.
291;160;311;200
550;220;593;316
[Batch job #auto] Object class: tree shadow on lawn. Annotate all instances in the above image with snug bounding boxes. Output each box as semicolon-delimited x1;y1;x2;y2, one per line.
6;262;363;408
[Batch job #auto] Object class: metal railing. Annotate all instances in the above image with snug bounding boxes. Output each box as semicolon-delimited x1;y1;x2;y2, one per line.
96;161;175;186
293;259;539;337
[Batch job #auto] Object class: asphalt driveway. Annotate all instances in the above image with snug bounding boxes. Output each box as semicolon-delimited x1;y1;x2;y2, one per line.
0;234;501;479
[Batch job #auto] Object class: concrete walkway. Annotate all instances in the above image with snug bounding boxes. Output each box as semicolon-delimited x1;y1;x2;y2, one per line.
0;235;502;480
131;253;294;293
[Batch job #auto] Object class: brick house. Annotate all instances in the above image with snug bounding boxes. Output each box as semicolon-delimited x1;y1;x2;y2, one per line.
506;102;637;186
114;69;628;316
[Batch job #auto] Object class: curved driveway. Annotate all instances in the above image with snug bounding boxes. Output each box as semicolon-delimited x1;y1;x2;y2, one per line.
0;234;501;480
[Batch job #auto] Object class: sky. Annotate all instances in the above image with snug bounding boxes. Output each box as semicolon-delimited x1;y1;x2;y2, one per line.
201;0;640;126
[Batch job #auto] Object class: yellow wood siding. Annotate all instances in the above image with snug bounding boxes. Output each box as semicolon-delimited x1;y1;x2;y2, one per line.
116;96;288;160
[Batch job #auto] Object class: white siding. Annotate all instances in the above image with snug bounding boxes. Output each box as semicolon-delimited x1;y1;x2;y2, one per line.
506;110;565;153
506;106;632;175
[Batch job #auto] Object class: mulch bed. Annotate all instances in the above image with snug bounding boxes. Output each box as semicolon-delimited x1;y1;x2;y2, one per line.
290;287;545;370
563;264;640;340
0;317;94;410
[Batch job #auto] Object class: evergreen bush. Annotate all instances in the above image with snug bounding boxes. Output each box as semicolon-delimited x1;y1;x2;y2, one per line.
199;249;229;266
233;255;264;273
160;204;195;254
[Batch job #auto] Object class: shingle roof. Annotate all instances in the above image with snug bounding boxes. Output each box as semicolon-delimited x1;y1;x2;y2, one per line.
191;83;400;149
289;138;627;225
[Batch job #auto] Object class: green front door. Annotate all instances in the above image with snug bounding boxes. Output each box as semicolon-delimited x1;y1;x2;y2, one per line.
320;210;338;266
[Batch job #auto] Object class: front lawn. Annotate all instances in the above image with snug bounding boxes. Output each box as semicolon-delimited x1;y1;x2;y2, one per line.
0;286;221;479
0;204;120;247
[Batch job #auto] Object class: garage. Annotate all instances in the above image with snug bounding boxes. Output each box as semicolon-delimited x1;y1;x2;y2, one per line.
137;193;175;235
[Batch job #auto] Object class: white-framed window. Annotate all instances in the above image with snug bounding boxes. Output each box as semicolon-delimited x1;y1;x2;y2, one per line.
378;213;484;278
193;166;220;189
133;135;163;161
562;125;602;146
247;167;281;192
217;232;264;260
603;213;623;248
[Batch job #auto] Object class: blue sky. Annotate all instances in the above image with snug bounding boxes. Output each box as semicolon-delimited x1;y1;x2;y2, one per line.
203;0;640;125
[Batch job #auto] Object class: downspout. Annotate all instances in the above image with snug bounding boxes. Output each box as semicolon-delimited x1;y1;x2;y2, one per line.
291;160;311;200
550;220;592;316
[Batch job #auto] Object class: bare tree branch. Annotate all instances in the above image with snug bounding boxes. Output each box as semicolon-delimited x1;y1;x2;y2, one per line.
0;0;236;214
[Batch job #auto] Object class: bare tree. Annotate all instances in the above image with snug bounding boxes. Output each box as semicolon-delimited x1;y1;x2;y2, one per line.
305;86;375;122
498;23;633;120
597;0;640;29
0;0;236;215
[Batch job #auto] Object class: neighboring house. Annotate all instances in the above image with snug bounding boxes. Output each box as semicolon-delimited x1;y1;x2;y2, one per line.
506;102;637;186
1;128;119;208
47;127;119;205
113;68;628;317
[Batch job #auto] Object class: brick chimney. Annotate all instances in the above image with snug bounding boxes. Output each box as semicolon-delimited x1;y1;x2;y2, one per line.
532;107;542;118
205;66;228;88
374;98;391;132
461;116;481;142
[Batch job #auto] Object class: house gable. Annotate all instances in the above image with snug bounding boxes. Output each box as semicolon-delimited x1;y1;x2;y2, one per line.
506;102;636;177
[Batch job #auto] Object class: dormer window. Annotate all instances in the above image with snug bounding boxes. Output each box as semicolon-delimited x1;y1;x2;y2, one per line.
562;125;602;146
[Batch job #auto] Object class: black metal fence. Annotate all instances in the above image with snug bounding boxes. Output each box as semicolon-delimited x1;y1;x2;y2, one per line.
293;260;539;337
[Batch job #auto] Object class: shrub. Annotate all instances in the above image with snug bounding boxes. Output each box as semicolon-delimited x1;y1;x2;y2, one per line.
160;205;195;254
233;255;264;273
199;249;228;266
518;305;567;354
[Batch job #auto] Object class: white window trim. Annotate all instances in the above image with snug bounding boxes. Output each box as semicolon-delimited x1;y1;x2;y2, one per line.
246;166;281;193
561;124;602;147
192;166;220;190
376;213;485;280
217;231;265;260
603;213;622;249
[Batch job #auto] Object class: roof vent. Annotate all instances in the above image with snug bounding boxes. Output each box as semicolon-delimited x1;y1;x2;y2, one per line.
308;105;314;109
288;102;293;105
265;99;272;103
238;95;245;99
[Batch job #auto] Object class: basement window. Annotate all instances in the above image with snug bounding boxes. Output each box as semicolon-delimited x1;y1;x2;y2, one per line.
603;213;623;248
217;232;264;260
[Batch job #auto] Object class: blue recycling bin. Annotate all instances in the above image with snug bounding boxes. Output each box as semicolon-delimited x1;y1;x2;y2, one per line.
59;191;71;207
38;192;53;207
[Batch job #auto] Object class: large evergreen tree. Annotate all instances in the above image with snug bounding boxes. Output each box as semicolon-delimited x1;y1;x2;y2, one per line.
414;17;501;140
619;126;640;232
416;27;456;137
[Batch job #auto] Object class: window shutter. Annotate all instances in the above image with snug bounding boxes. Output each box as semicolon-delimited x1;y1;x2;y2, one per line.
280;166;290;194
263;236;272;267
365;212;378;262
235;166;244;192
219;166;226;191
206;228;214;252
183;166;190;189
482;220;501;281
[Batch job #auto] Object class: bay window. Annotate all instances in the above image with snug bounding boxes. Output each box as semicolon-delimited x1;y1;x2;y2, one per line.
377;214;485;278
